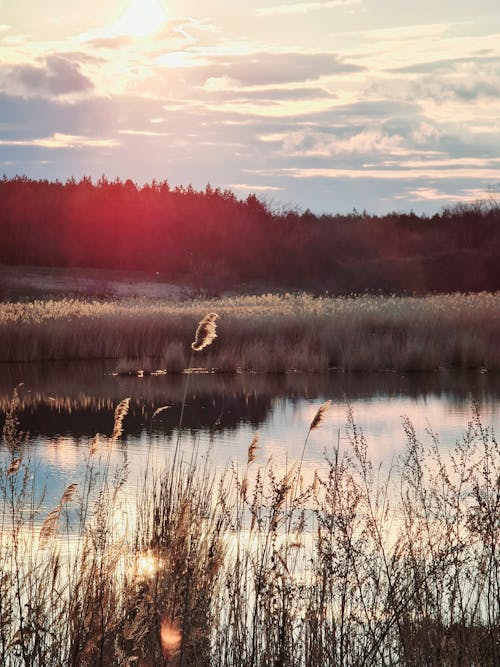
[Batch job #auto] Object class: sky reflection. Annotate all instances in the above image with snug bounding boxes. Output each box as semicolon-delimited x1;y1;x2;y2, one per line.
1;365;498;519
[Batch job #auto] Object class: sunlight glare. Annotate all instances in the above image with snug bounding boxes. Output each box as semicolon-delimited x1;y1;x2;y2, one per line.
113;0;166;37
130;550;163;579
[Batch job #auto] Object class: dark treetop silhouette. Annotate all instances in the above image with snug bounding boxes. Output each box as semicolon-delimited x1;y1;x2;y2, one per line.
1;175;499;294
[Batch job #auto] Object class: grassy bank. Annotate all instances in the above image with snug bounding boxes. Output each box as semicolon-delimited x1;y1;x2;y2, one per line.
1;388;499;665
1;292;500;371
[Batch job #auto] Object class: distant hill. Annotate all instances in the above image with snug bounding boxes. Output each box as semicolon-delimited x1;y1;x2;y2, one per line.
1;175;499;295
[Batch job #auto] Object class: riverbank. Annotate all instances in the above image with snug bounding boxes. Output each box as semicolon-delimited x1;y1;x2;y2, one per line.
1;291;499;371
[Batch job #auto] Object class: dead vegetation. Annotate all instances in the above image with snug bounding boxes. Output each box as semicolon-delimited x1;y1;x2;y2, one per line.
1;392;498;665
1;292;499;372
0;314;498;665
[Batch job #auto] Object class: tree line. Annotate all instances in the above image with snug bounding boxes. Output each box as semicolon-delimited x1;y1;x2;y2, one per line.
1;175;499;294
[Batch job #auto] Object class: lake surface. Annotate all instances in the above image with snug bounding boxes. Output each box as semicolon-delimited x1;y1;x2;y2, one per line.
1;361;499;516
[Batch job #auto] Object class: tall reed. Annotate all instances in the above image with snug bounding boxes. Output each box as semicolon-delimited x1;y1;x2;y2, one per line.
1;292;499;371
0;366;498;662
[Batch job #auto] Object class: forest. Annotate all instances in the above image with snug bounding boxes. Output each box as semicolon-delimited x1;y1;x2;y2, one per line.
1;175;499;294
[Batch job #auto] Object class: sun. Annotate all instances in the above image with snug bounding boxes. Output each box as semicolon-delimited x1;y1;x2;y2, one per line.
113;0;167;37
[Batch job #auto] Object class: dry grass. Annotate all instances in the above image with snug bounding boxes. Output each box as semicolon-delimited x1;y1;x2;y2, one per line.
1;292;500;371
1;388;499;665
0;310;499;665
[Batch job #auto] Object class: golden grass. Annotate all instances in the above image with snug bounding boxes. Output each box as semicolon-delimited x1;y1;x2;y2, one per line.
1;292;500;371
191;312;219;351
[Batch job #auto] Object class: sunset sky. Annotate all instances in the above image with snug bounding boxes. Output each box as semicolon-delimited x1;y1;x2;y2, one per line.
1;0;500;213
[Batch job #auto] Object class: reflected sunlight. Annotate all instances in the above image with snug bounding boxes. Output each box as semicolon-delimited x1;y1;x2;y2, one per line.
129;550;163;579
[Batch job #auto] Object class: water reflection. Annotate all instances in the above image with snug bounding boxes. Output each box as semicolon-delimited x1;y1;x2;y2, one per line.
1;361;499;518
2;360;499;435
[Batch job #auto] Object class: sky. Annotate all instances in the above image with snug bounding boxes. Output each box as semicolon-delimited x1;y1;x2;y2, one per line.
1;0;500;214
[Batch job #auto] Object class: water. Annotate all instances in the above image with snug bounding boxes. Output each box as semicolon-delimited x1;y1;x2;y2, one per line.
1;361;499;516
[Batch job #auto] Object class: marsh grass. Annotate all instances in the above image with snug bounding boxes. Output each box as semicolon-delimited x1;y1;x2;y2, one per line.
1;292;499;371
1;383;499;665
1;309;499;665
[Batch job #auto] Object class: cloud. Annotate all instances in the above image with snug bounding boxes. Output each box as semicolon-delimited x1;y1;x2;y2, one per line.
241;86;335;101
0;133;119;148
201;84;335;104
118;129;170;137
56;51;107;65
2;55;93;96
227;52;363;85
227;183;285;191
314;100;421;120
83;35;134;49
446;81;500;101
0;93;167;141
389;53;500;74
382;157;500;169
272;166;500;180
154;17;217;43
256;0;362;16
177;52;364;86
374;72;500;105
82;17;216;55
398;186;492;202
259;127;408;157
141;50;363;107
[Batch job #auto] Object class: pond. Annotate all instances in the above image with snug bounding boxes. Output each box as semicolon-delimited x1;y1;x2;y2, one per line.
1;361;499;517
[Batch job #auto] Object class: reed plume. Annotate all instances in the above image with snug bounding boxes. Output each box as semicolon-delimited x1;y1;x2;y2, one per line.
152;405;172;420
241;433;260;499
110;397;130;443
290;400;332;528
60;483;78;506
6;458;21;476
191;313;219;351
39;483;79;543
247;432;260;465
89;434;100;455
3;385;23;453
309;400;332;431
39;508;61;543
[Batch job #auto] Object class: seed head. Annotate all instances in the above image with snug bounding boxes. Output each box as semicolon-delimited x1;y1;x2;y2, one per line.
191;313;219;351
60;483;78;506
111;398;130;443
247;432;260;465
309;400;332;431
6;458;21;476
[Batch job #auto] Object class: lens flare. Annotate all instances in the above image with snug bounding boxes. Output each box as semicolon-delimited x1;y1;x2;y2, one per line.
160;619;182;658
129;550;162;579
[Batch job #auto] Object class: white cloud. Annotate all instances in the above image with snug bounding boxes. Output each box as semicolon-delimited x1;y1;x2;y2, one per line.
256;0;362;17
395;186;494;202
276;166;500;180
118;129;170;137
0;133;119;148
259;128;410;157
227;183;285;191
